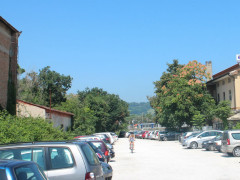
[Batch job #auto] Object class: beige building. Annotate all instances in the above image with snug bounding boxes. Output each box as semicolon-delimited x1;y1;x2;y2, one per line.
0;16;21;114
207;62;240;127
17;100;73;131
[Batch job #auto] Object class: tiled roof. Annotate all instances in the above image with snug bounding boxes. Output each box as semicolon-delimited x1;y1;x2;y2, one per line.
17;100;74;116
0;16;19;33
212;64;239;79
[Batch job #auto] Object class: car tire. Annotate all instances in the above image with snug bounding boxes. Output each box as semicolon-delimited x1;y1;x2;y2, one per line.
233;147;240;157
163;137;168;141
190;142;198;149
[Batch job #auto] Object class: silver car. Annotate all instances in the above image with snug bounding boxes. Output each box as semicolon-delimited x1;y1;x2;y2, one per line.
0;141;104;180
222;130;240;157
184;130;223;149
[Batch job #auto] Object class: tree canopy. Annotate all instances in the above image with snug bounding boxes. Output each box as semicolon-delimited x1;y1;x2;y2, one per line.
18;66;72;107
150;60;216;130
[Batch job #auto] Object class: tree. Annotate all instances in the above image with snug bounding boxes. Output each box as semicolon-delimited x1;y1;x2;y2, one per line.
0;111;71;143
38;66;72;106
214;101;231;129
191;111;205;130
18;66;72;107
55;94;97;135
77;88;129;132
150;60;216;129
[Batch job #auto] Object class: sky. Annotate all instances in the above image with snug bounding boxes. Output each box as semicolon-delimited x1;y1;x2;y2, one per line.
1;0;240;102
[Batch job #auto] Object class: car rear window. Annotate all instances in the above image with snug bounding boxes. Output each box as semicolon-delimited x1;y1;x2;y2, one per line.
81;144;99;166
0;169;7;180
15;164;47;180
231;133;240;140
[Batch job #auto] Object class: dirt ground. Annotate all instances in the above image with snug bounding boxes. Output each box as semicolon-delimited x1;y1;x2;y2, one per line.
109;138;240;180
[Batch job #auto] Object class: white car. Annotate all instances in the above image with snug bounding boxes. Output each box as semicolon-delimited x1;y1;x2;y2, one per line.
94;132;115;144
185;130;223;149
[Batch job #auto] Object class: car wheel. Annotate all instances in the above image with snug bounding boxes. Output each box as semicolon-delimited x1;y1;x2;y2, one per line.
163;137;168;141
190;142;198;149
233;147;240;157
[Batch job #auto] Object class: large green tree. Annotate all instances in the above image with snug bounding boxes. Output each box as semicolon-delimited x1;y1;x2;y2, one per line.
150;60;216;129
18;66;72;107
78;88;129;132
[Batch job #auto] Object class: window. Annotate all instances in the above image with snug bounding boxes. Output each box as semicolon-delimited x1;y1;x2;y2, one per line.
49;147;74;169
228;78;231;83
81;144;99;165
229;90;232;101
217;94;220;102
217;83;219;87
223;92;225;100
0;148;46;170
15;164;47;180
222;80;225;85
200;132;210;137
232;133;240;140
0;169;7;180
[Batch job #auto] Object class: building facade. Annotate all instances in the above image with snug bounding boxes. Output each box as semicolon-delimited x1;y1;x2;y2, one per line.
17;100;73;131
207;63;240;128
0;16;21;114
207;63;240;110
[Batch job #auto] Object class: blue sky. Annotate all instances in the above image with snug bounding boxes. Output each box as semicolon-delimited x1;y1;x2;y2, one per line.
1;0;240;102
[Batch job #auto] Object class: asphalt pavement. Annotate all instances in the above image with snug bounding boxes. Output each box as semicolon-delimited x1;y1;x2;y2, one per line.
109;138;240;180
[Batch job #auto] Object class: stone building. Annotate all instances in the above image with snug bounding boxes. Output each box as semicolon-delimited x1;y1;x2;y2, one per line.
0;16;21;114
17;100;73;131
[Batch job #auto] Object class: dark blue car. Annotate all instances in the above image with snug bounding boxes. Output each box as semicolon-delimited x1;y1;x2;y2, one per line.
0;159;48;180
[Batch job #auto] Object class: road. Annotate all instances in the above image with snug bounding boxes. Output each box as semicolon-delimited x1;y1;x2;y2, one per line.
109;138;240;180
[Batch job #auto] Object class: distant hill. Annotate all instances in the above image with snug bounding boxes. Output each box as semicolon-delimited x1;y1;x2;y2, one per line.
128;102;153;115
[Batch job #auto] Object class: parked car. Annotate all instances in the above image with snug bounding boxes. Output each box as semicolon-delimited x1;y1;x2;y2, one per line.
101;162;113;180
148;131;155;139
222;130;240;157
94;133;115;144
158;131;168;141
86;141;107;163
0;141;104;180
94;134;111;144
202;134;222;151
74;135;101;141
0;159;48;180
179;132;199;143
142;131;149;139
85;140;111;163
151;131;160;140
110;132;118;142
160;132;181;141
214;139;223;152
184;130;223;149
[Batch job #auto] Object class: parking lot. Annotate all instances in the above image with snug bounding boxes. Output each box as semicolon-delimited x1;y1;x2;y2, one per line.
110;138;240;180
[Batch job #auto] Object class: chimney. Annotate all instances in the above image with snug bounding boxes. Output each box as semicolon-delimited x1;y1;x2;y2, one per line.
205;61;212;81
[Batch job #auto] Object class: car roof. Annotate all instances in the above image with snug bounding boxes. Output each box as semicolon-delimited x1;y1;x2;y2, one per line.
0;141;87;148
0;159;34;168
